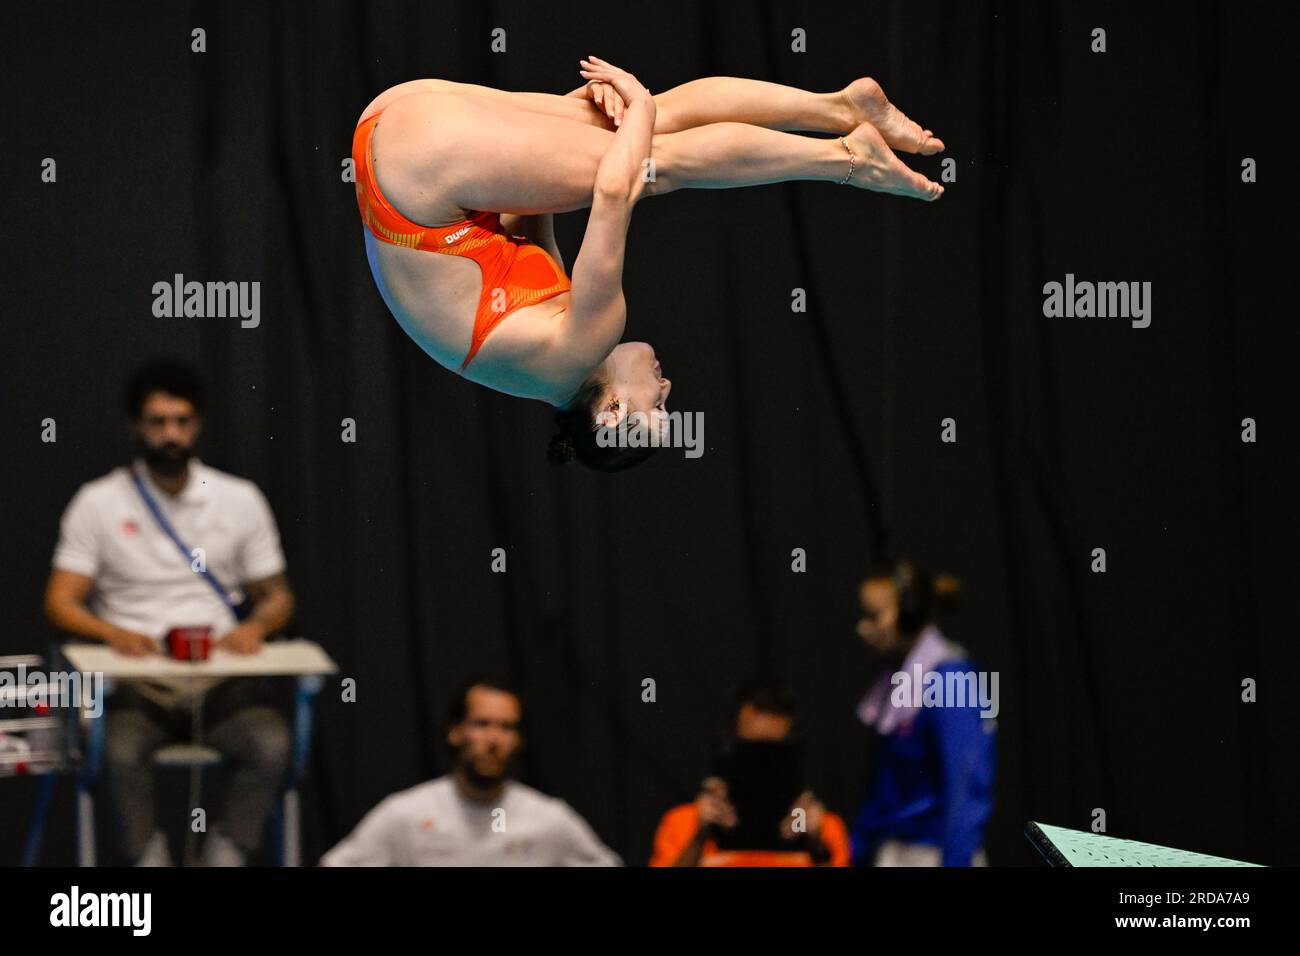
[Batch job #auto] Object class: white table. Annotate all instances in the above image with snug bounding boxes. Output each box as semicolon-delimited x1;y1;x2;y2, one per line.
62;639;337;679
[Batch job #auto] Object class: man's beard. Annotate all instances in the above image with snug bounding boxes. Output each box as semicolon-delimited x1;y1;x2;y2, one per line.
135;438;192;477
456;751;508;790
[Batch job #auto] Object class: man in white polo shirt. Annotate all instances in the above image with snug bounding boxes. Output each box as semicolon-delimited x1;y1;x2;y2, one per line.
44;360;296;867
321;677;621;866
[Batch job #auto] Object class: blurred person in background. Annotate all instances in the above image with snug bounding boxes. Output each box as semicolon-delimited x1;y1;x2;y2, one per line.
852;560;996;866
650;680;850;866
321;676;620;866
44;360;295;866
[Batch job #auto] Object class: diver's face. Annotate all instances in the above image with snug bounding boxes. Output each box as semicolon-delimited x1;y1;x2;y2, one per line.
603;342;671;438
857;579;905;656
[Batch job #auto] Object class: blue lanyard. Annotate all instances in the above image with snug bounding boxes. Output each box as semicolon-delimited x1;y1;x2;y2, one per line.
130;466;247;621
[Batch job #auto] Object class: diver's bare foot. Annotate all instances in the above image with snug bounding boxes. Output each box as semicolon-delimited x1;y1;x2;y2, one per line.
842;76;944;155
842;121;943;201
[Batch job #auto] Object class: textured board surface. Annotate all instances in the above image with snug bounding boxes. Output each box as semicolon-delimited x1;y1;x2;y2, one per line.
1026;822;1263;867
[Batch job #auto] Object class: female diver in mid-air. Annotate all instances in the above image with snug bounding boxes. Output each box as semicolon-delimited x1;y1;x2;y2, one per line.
353;56;944;470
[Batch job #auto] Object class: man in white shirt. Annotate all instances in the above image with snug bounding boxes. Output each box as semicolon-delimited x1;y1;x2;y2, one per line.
322;678;621;866
44;360;296;867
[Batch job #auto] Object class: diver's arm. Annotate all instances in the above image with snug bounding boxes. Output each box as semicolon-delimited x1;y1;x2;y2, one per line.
566;80;625;127
582;57;656;202
546;60;655;377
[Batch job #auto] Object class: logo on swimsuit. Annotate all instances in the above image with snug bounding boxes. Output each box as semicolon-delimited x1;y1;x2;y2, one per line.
444;225;473;244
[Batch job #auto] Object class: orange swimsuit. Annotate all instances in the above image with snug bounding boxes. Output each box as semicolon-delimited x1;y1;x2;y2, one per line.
352;111;571;372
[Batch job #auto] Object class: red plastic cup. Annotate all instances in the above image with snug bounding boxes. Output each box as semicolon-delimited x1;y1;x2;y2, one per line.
166;626;213;661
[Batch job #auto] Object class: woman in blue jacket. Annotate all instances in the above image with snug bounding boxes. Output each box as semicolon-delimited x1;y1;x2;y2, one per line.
852;560;997;866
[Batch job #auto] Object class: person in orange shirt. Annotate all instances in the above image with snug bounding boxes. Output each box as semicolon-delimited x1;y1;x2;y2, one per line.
650;682;851;867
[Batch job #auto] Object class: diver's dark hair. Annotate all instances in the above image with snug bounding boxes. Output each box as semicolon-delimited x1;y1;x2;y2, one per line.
122;359;207;420
547;375;659;473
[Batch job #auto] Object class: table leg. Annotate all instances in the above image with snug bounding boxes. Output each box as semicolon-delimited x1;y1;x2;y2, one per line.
283;675;322;867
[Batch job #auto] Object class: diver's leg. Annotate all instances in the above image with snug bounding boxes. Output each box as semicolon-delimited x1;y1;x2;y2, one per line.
651;76;942;155
645;119;943;201
375;91;940;229
418;75;942;152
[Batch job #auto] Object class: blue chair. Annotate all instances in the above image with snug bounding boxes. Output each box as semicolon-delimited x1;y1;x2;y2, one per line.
63;646;324;867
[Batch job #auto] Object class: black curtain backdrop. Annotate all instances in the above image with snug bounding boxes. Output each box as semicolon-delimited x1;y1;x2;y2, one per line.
3;0;1295;867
